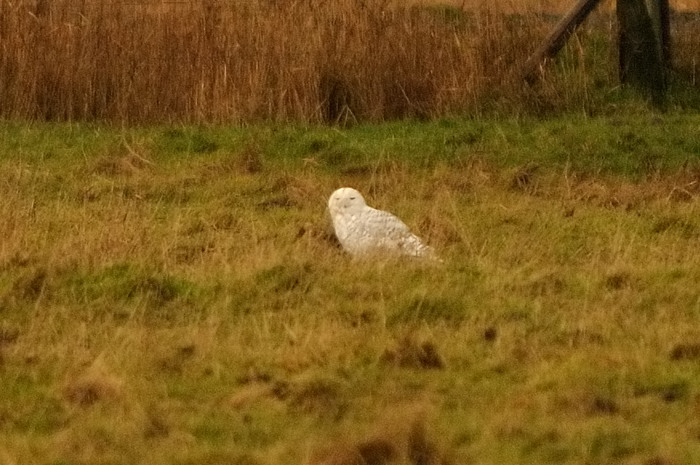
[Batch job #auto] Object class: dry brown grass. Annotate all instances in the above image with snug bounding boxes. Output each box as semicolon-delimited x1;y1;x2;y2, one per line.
3;0;697;123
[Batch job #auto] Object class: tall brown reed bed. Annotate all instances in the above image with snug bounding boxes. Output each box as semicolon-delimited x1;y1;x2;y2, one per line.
0;0;695;123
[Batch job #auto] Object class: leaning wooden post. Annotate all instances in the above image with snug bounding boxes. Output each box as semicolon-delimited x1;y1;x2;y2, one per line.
520;0;603;82
617;0;669;105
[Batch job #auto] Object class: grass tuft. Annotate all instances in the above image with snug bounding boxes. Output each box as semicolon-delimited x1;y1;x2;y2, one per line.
381;335;446;370
390;295;467;326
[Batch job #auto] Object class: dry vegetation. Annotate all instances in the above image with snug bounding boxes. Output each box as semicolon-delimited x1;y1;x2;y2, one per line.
0;115;699;464
0;0;698;123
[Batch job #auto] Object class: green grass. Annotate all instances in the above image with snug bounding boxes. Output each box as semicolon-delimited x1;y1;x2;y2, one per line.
1;112;700;464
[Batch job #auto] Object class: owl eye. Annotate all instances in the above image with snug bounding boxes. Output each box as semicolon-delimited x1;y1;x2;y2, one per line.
350;197;356;200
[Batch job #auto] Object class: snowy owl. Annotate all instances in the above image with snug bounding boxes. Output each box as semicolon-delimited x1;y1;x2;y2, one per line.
327;187;438;260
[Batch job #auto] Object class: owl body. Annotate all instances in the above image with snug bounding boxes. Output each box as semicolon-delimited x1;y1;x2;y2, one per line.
328;187;437;259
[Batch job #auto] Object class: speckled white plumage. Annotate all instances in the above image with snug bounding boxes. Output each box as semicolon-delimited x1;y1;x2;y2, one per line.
328;187;437;260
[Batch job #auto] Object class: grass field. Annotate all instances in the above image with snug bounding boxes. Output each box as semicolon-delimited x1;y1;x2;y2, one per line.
1;111;699;464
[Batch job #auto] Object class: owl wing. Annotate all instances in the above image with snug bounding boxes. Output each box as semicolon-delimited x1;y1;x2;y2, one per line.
364;207;435;258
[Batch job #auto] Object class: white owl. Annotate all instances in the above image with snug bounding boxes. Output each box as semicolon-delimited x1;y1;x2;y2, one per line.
327;187;438;260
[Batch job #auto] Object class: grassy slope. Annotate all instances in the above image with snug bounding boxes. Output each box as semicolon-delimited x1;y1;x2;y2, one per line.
0;112;699;464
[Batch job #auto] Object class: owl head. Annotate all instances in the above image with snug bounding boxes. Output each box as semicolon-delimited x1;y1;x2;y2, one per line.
328;187;367;216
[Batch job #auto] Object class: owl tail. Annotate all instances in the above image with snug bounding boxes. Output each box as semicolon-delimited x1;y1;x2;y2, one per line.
402;235;443;263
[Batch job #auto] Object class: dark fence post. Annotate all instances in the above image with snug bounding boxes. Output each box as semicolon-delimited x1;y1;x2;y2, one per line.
35;0;49;18
617;0;669;105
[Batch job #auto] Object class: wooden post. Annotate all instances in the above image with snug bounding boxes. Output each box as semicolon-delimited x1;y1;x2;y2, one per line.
617;0;669;105
520;0;603;82
35;0;49;17
657;0;671;67
644;0;671;65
